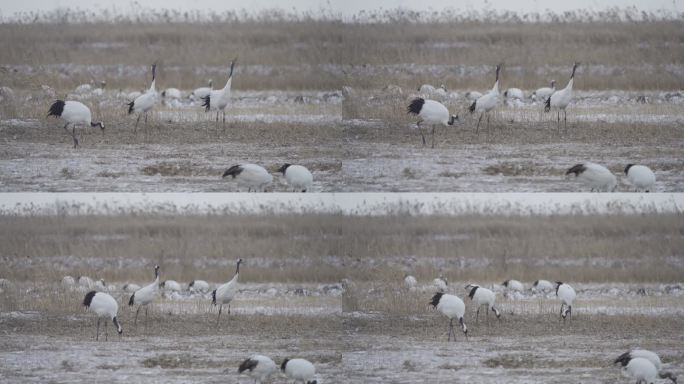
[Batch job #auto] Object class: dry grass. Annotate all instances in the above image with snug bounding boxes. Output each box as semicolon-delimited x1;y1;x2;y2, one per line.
0;213;682;284
0;20;682;90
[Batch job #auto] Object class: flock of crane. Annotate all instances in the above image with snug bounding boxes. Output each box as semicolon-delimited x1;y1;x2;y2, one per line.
68;259;318;384
409;275;676;384
58;258;678;384
43;59;660;193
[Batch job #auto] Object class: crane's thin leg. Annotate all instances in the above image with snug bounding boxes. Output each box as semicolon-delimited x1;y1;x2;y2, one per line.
486;114;490;132
228;304;231;316
104;320;108;341
564;110;567;131
476;114;483;135
559;303;565;321
72;126;79;148
431;125;436;149
448;318;453;341
486;306;490;325
417;120;426;147
216;305;222;328
96;318;100;341
475;307;480;324
145;306;148;328
134;305;141;326
134;114;141;134
144;113;148;126
63;123;78;147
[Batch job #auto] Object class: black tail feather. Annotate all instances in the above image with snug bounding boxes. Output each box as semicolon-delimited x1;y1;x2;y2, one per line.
48;100;65;117
566;164;586;176
407;98;424;115
222;165;243;178
83;291;96;308
544;97;551;112
211;289;217;305
128;293;135;306
127;101;135;114
429;292;443;308
201;95;211;111
469;100;476;113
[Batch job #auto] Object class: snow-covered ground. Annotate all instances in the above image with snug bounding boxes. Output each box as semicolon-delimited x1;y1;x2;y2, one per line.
0;192;682;216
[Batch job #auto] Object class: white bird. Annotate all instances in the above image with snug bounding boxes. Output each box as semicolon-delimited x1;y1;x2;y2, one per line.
531;279;555;292
278;164;313;192
566;162;617;192
83;290;122;341
222;164;273;192
238;354;277;384
407;98;458;148
188;280;210;293
429;292;468;341
94;279;107;291
62;276;76;286
126;90;143;100
122;283;141;292
128;265;160;326
160;280;181;292
465;284;501;323
212;258;242;327
191;79;213;100
78;276;94;288
433;275;448;292
127;63;158;133
624;164;656;192
615;350;677;383
545;62;579;130
531;80;556;101
202;58;237;126
503;88;524;100
502;279;525;291
469;64;502;134
47;100;105;147
555;281;576;320
418;84;436;94
281;358;317;384
161;88;181;100
404;274;417;290
465;91;483;102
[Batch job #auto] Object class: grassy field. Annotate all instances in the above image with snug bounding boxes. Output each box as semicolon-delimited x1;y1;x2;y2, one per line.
0;19;682;90
1;213;682;283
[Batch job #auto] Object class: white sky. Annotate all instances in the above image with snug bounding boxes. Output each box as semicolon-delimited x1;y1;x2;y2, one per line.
0;0;680;17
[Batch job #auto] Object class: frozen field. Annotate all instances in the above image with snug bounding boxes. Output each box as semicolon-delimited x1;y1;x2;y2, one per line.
1;212;683;383
0;88;683;192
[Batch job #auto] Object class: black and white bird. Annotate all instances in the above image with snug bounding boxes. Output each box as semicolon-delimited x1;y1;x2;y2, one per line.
532;279;555;292
429;292;468;342
555;281;576;320
238;354;277;384
469;64;502;134
83;290;122;341
188;279;210;293
160;280;181;292
531;80;556;101
222;164;273;192
404;274;417;290
464;284;501;323
566;162;617;192
433;275;448;292
128;265;160;326
281;358;317;384
624;164;656;192
407;98;458;148
615;350;677;383
545;62;579;130
47;100;104;147
212;258;242;327
278;164;313;192
202;58;237;126
502;279;525;291
191;79;213;101
127;63;158;132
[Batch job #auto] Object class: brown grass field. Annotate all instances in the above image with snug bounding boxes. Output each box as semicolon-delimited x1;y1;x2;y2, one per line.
0;20;682;91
